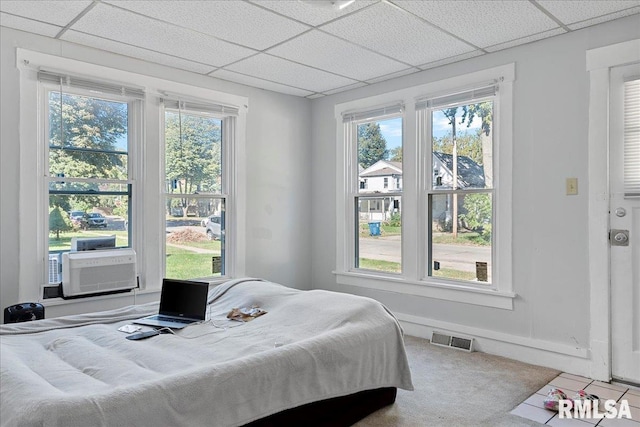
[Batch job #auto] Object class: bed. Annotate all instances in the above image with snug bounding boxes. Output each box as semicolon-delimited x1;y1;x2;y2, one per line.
0;279;413;427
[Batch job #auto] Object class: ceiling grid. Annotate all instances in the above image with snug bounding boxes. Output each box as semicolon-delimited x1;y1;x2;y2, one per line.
0;0;638;98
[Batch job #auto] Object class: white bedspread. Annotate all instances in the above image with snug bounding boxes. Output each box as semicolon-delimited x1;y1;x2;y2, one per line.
0;279;413;427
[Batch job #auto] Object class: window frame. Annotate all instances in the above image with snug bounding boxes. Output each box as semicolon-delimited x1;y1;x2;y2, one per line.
42;81;141;256
161;100;236;281
17;48;247;304
334;64;515;310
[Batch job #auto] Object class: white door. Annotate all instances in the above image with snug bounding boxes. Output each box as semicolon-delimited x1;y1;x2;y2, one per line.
610;62;640;385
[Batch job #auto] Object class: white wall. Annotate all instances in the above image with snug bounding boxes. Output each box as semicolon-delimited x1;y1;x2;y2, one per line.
0;27;311;316
309;15;640;374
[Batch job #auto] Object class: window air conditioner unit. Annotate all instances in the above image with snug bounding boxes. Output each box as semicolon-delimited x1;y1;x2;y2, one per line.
62;249;137;298
48;253;61;284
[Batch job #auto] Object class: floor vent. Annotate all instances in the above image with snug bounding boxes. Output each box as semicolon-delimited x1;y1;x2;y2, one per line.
431;331;474;352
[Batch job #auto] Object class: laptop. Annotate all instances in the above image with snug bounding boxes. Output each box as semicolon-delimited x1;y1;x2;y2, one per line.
134;279;209;329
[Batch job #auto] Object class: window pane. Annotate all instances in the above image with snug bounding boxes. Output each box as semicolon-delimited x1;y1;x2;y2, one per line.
48;92;129;180
48;194;129;253
165;110;222;195
356;196;401;274
165;196;225;280
429;193;492;283
358;117;402;193
432;101;493;190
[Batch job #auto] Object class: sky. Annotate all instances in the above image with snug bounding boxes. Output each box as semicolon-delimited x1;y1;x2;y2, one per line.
377;110;483;152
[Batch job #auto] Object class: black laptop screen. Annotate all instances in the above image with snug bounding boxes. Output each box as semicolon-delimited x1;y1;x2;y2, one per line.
159;279;209;320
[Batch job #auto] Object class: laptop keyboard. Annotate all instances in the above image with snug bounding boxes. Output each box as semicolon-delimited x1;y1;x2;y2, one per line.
156;316;193;324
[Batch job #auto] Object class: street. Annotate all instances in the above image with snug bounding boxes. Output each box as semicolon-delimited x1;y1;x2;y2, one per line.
359;235;491;274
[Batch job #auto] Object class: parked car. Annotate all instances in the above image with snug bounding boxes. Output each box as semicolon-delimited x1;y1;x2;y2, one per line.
81;212;108;229
204;215;222;240
69;211;84;224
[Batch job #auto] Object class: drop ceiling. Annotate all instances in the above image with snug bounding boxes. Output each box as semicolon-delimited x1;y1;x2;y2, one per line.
1;0;639;98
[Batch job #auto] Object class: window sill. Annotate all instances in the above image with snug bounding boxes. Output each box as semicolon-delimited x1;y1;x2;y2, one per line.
39;277;230;307
39;288;159;307
333;271;515;310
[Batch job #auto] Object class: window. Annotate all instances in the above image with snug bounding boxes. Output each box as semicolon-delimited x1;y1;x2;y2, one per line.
345;109;403;275
418;86;495;284
18;48;247;302
336;64;514;309
41;71;142;283
163;99;238;280
624;78;640;197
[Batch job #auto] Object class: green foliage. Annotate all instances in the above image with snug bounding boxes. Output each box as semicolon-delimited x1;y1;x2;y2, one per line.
387;212;402;227
49;206;73;239
165;111;222;216
389;146;402;162
460;193;492;242
48;92;128;210
461;102;493;136
357;122;388;168
434;102;493;165
432;131;484;165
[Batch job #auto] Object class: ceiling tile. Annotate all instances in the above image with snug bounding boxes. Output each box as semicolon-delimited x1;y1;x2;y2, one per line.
105;0;309;51
0;0;91;27
538;1;639;25
323;82;368;95
267;30;408;81
0;12;61;37
321;2;475;66
418;50;484;70
484;28;566;53
567;7;640;30
395;0;558;49
209;69;314;97
223;53;358;93
61;30;217;74
365;68;418;84
252;0;377;26
70;3;256;68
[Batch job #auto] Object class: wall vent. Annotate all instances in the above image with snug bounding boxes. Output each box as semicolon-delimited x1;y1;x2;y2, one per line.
431;331;474;352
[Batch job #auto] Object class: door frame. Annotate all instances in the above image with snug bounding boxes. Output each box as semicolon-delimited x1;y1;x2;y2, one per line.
587;39;640;382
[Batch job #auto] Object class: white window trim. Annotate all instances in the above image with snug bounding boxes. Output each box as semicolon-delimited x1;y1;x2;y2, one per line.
160;100;236;280
17;48;247;303
335;63;515;310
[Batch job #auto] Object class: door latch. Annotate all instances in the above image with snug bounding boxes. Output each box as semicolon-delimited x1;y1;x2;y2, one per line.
610;229;629;246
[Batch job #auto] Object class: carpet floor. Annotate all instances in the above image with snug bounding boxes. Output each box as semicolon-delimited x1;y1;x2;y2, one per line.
356;335;561;427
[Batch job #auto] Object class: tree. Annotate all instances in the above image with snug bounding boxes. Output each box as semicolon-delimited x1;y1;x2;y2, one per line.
48;92;129;211
358;122;387;168
389;146;402;162
49;206;72;239
436;103;493;237
460;193;492;243
165;111;222;217
432;131;483;165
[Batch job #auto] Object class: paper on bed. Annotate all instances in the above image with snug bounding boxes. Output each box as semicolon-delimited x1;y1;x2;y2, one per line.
0;279;413;427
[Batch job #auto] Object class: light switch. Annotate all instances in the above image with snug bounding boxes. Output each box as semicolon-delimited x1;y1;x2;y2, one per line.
566;178;578;195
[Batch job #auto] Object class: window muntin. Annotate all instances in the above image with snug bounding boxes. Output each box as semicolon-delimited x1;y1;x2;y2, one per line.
163;103;226;280
45;85;135;277
354;116;403;274
426;99;494;284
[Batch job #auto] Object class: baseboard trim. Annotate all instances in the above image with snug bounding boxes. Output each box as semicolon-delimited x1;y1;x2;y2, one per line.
397;313;591;377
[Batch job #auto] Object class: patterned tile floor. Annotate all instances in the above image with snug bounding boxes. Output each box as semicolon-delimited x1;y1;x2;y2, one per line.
511;373;640;426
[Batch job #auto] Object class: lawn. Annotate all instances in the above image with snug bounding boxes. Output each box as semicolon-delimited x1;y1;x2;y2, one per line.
358;258;478;281
49;230;129;251
166;246;221;279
